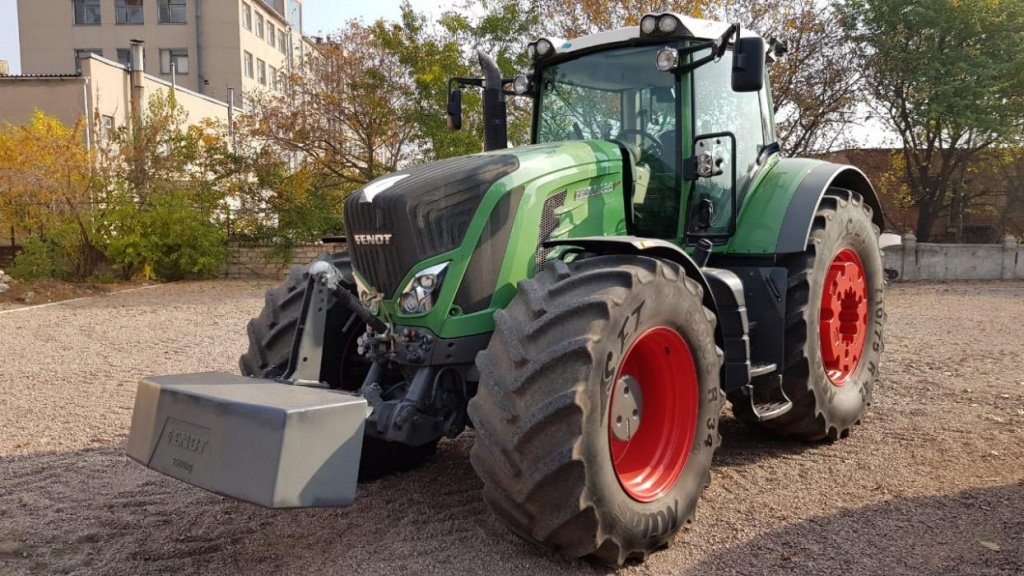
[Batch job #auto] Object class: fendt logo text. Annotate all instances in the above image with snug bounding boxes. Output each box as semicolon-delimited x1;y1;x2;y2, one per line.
354;234;393;246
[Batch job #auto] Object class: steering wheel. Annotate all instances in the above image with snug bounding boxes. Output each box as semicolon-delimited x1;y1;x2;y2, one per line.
613;129;663;160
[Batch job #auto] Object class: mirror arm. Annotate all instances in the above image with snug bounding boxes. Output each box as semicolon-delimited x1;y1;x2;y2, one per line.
713;23;740;60
449;77;484;89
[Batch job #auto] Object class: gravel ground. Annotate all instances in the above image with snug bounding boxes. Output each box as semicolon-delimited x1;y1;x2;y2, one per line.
1;280;1022;575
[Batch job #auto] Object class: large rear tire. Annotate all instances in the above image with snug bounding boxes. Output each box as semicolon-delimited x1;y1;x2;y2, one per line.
239;254;437;477
729;190;885;440
468;255;723;565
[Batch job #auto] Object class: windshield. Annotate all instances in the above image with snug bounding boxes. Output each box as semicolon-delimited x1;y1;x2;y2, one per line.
536;45;677;144
536;45;682;238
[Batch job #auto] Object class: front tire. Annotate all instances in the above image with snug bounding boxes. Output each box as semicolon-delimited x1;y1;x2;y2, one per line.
468;255;723;565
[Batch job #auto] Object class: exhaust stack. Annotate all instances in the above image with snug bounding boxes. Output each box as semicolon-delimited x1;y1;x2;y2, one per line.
477;51;507;151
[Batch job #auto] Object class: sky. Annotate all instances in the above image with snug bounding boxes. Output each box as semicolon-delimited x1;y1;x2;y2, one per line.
0;0;436;74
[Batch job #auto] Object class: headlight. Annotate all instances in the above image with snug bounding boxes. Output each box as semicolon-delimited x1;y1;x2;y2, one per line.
397;262;449;315
526;43;537;61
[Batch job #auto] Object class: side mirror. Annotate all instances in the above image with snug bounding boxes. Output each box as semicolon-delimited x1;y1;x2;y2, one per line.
447;88;463;131
731;36;765;92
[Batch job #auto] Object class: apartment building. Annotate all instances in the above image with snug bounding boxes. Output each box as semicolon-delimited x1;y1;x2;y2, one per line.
17;0;311;106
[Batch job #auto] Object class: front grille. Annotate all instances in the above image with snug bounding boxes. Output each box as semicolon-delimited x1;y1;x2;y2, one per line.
345;154;519;297
535;190;567;271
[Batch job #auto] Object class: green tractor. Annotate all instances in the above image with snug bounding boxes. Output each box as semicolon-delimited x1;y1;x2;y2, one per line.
127;12;885;565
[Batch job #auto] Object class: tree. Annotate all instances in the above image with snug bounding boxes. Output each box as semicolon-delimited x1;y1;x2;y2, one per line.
245;21;419;190
100;90;236;279
842;0;1024;241
372;0;540;159
0;110;104;278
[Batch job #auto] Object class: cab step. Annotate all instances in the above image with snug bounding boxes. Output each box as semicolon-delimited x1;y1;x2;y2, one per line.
745;368;793;422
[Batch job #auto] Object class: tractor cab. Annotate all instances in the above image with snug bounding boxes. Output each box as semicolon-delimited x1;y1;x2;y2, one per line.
452;13;779;244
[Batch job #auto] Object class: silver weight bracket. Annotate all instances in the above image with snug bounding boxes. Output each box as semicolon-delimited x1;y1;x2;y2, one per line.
282;260;345;387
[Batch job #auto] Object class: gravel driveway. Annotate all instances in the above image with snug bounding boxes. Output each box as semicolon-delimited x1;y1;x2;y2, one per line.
1;280;1022;575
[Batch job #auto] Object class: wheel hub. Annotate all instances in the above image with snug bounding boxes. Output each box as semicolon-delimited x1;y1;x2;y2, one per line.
608;327;699;503
610;375;643;441
819;248;868;386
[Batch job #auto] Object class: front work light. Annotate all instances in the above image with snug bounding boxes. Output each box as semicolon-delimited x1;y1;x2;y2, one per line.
639;12;689;38
656;47;680;71
512;74;530;95
658;14;680;33
397;262;449;315
640;15;658;34
536;38;554;57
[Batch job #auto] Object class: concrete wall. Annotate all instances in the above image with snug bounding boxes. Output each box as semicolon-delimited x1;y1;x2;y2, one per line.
222;242;341;279
884;234;1022;281
0;76;88;127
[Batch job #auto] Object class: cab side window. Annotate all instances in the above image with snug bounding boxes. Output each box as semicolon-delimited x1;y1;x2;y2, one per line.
690;48;767;235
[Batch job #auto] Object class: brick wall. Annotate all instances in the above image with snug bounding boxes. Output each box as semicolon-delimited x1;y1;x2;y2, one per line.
0;246;19;268
221;243;347;279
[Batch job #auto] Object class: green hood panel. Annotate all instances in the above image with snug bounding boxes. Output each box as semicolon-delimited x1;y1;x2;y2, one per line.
376;140;629;339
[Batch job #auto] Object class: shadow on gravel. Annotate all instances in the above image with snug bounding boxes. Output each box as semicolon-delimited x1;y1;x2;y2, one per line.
0;438;606;576
5;432;1019;576
683;482;1024;576
714;414;817;466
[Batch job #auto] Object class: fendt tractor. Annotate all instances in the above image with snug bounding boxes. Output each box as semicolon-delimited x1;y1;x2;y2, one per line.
127;12;886;564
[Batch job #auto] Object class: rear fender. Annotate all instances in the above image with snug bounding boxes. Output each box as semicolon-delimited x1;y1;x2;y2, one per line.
776;163;885;254
726;159;884;255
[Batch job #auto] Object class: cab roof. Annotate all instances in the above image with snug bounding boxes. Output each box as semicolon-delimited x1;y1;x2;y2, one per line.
546;13;762;56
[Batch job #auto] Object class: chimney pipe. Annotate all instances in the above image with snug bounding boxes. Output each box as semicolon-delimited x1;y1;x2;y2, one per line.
130;40;146;124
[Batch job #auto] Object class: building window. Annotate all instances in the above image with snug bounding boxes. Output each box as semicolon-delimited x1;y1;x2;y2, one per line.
244;51;254;79
241;3;252;30
74;49;102;73
269;65;277;90
257;58;266;86
101;115;115;139
278;30;287;54
255;13;264;39
160;49;189;74
267;22;276;48
73;0;101;25
116;48;132;67
115;0;144;24
158;0;187;24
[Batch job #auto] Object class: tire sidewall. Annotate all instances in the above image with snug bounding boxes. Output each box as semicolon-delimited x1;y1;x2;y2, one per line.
805;197;885;431
578;263;721;551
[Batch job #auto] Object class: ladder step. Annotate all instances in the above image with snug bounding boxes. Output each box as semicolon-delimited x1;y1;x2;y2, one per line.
751;399;792;421
745;374;792;422
749;363;777;378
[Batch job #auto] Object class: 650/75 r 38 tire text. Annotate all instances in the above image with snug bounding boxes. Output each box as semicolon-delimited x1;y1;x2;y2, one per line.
468;255;724;565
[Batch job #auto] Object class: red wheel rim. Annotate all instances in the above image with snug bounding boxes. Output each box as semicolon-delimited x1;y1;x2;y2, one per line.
819;248;868;386
608;327;699;503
